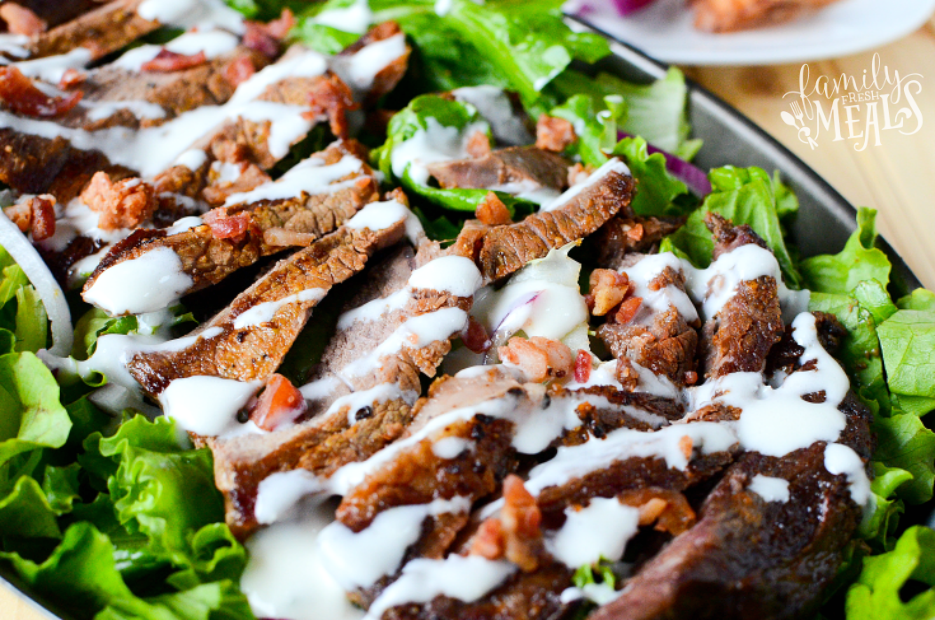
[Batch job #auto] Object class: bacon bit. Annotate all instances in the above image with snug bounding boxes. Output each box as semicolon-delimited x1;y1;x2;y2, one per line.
500;475;544;572
574;349;592;383
499;336;574;383
81;172;157;231
0;66;83;118
466;130;491;158
536;114;577;152
303;73;358;140
618;488;696;535
202;161;271;207
203;208;253;242
250;373;308;431
224;56;256;89
615;357;640;392
468;518;504;561
614;296;643;324
58;68;86;90
263;227;317;247
589;269;629;317
683;370;699;386
462;316;491;354
264;8;295;39
0;3;46;35
567;162;594;186
3;201;29;233
626;222;645;242
476;192;511;226
141;48;207;73
243;21;280;58
27;195;55;241
678;435;694;460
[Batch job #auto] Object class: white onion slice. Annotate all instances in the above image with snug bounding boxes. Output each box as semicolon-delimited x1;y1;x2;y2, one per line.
0;211;73;356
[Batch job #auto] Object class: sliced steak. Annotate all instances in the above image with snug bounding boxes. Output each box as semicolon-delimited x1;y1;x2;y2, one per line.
126;201;409;395
82;141;379;307
425;146;570;192
472;159;634;282
27;0;158;61
701;213;784;378
590;392;873;620
594;215;686;267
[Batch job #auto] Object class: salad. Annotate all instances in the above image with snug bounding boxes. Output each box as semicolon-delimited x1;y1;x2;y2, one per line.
0;1;932;620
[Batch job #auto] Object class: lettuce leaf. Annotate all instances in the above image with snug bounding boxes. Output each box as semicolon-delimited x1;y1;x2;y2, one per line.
873;413;935;504
665;166;802;288
801;208;891;295
846;526;935;619
611;136;690;217
861;462;912;548
878;310;935;410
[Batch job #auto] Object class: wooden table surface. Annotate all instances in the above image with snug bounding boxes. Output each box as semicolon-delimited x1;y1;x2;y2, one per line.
5;13;935;620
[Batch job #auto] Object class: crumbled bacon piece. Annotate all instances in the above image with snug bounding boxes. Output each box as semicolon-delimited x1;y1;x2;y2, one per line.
500;475;544;572
683;370;699;386
467;518;504;561
58;68;86;90
249;373;308;431
303;73;358;139
27;195;55;241
618;488;696;535
466;130;491;158
574;349;592;383
626;222;645;242
264;8;295;39
201;161;271;207
0;3;46;35
203;207;253;242
614;296;643;324
141;49;207;73
678;435;694;460
462;316;491;353
81;172;157;231
243;21;280;58
476;192;512;226
615;357;640;391
536;114;577;152
499;336;574;383
3;201;29;233
0;66;83;117
589;269;629;317
224;56;256;89
567;162;594;186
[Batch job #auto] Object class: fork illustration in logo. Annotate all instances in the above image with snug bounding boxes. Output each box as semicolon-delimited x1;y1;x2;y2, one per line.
780;101;818;150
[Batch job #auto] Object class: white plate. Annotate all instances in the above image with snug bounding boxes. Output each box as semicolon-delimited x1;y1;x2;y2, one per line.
573;0;935;65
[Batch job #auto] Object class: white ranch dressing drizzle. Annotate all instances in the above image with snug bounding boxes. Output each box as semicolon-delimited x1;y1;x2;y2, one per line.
824;443;872;507
137;0;245;33
560;582;622;606
224;153;364;206
318;496;471;590
3;48;93;83
618;252;698;326
241;502;364;620
545;497;641;568
390;116;491;186
487;180;560;205
85;100;167;122
363;555;516;620
331;33;407;94
232;288;328;329
255;470;325;525
540;158;630;212
0;34;29;59
433;436;473;458
345;198;410;232
112;29;240;72
159;375;262;436
311;0;373;34
452;85;533;146
747;474;791;503
83;247;194;315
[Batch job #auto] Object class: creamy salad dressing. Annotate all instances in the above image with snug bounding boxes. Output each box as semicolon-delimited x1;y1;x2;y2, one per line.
112;29;241;72
452;85;534;146
391;117;491;186
224;153;364;206
546;497;641;568
83;247;194;315
748;474;791;503
541;158;630;212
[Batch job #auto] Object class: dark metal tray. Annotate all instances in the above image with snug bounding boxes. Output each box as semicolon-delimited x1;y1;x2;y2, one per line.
1;21;925;620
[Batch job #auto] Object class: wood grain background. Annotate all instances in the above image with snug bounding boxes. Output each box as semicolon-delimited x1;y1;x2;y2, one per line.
5;12;935;620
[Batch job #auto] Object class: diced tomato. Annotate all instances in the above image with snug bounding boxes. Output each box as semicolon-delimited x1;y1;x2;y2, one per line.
614;296;643;324
141;49;207;73
0;67;82;117
250;374;308;431
574;349;591;383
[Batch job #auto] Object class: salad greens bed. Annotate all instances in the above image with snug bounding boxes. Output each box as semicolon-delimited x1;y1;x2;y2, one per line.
1;1;935;619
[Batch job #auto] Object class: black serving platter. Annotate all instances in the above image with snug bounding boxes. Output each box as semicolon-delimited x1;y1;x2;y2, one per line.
0;20;926;620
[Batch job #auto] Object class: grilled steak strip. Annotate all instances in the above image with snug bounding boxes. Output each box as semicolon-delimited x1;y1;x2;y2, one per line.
594;214;686;267
701;213;784;378
590;392;873;620
83;140;379;301
126;203;408;395
26;0;158;61
470;159;635;282
425;146;570;193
